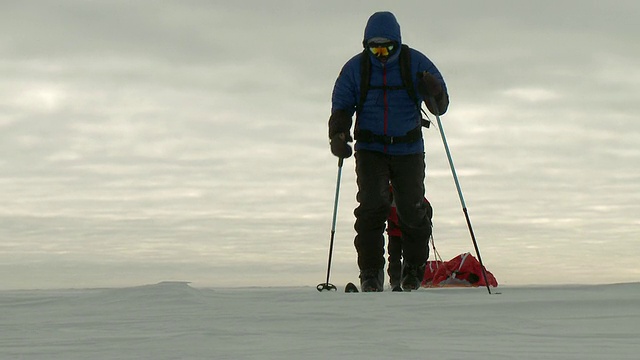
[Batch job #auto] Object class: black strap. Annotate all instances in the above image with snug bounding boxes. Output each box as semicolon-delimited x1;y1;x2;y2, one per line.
369;85;406;91
356;49;370;115
357;45;419;114
354;126;422;145
354;45;427;144
398;44;419;108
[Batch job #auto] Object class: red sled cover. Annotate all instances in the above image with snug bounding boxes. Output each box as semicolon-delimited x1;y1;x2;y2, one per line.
422;252;498;288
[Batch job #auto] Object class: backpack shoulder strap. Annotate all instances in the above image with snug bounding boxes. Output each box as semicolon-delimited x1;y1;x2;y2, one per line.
399;44;419;107
357;45;419;113
357;49;370;115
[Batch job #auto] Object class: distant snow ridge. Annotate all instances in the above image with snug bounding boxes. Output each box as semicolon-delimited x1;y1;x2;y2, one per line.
95;281;210;307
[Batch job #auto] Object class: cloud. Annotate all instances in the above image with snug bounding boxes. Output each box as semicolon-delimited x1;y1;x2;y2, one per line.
1;1;639;289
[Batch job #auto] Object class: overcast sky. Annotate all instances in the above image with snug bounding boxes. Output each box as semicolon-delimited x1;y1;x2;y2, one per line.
1;1;638;289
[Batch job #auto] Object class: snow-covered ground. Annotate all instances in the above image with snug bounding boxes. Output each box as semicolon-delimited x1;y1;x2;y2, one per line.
1;281;638;359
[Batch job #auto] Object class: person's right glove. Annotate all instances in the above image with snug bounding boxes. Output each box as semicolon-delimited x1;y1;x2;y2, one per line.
330;133;353;159
328;110;353;159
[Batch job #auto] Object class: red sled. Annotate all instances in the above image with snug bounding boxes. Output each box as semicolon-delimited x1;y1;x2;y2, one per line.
422;252;498;288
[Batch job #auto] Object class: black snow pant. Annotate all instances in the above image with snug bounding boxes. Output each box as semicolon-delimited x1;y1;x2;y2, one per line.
387;234;402;265
387;234;403;284
353;150;432;272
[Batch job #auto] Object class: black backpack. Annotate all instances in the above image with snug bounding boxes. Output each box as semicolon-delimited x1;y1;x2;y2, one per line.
357;45;418;112
357;44;429;129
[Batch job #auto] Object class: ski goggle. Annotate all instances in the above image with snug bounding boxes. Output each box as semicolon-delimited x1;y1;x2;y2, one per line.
368;42;396;57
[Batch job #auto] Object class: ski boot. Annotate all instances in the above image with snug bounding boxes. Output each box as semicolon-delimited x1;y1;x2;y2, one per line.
359;268;384;292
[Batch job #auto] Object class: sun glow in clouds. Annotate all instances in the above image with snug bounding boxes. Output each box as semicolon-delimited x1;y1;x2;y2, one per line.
502;87;560;102
13;84;67;112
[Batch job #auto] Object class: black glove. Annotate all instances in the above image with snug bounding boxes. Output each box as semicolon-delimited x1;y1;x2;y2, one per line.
328;110;353;158
416;71;443;99
330;133;353;159
416;71;449;115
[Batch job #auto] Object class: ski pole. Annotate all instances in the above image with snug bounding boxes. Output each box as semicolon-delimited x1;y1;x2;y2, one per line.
429;97;492;294
317;157;344;292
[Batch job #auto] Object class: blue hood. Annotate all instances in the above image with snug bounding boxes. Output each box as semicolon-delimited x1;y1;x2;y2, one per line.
363;12;402;46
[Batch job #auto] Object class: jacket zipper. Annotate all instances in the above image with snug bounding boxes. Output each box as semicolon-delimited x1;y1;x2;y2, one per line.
383;64;388;152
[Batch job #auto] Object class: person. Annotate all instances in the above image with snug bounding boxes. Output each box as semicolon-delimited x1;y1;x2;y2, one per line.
386;186;433;291
328;11;449;291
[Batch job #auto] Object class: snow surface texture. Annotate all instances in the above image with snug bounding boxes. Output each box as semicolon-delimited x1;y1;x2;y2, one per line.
1;281;639;359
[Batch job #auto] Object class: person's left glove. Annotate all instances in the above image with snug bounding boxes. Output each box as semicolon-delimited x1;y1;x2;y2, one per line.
416;71;449;115
416;71;443;99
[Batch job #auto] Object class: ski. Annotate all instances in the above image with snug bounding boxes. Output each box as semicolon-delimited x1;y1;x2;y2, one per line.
345;282;414;292
345;282;359;293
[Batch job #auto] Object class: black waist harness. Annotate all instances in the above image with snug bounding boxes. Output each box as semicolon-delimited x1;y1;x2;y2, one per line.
354;126;422;145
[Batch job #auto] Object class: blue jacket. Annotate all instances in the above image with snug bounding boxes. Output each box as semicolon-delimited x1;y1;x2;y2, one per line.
331;12;447;155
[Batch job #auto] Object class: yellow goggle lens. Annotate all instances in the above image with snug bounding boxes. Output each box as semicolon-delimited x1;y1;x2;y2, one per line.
368;43;394;57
